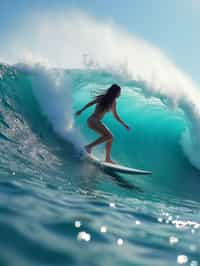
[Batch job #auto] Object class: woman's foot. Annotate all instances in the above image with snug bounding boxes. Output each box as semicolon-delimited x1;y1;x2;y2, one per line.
85;145;92;154
105;158;116;164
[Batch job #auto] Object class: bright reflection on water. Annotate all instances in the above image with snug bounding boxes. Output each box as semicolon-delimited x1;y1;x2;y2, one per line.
0;150;200;266
77;231;91;242
177;255;188;264
100;226;107;233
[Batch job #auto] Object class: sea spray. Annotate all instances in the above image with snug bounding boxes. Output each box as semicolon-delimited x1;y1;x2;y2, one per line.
16;63;85;151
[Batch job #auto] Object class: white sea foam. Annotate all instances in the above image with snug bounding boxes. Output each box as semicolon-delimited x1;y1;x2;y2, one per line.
16;63;84;150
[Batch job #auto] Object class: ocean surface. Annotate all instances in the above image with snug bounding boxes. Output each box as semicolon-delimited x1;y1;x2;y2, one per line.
0;62;200;266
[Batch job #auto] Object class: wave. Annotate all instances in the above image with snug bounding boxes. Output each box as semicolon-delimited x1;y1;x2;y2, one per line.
0;61;198;187
0;10;200;170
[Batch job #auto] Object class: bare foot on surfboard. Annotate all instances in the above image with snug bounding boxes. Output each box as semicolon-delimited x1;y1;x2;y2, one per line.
105;158;117;164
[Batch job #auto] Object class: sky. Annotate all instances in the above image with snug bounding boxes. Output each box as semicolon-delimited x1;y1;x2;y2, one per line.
0;0;200;85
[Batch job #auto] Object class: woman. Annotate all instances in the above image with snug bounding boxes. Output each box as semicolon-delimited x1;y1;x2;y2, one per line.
75;84;130;164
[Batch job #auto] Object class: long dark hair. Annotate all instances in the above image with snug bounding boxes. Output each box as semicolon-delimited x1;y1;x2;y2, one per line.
94;84;121;111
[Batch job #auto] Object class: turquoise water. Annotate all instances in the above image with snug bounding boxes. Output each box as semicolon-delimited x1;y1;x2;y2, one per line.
0;63;200;266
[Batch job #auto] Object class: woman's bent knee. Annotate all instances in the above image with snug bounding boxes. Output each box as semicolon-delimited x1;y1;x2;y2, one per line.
105;133;114;142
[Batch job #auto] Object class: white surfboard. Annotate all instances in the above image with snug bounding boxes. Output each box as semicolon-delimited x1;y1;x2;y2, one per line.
84;152;152;175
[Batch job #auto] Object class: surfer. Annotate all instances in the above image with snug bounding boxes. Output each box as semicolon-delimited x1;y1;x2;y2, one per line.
75;84;130;164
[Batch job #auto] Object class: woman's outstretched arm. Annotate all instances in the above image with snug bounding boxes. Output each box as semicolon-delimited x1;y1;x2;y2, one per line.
75;99;97;116
111;100;130;130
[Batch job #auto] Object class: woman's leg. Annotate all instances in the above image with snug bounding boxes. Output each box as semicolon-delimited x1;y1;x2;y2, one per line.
85;135;109;153
105;138;114;163
85;120;114;162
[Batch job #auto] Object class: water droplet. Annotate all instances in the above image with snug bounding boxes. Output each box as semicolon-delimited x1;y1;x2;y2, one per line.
193;224;200;229
75;221;81;228
177;255;188;264
117;238;123;245
169;236;179;245
109;202;116;208
100;226;107;233
77;231;91;242
168;216;173;221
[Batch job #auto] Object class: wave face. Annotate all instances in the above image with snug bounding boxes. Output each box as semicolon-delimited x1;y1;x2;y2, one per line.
0;62;197;173
1;62;200;194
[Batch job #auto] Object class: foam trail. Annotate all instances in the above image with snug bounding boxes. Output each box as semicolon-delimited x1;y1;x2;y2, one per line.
2;10;200;169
